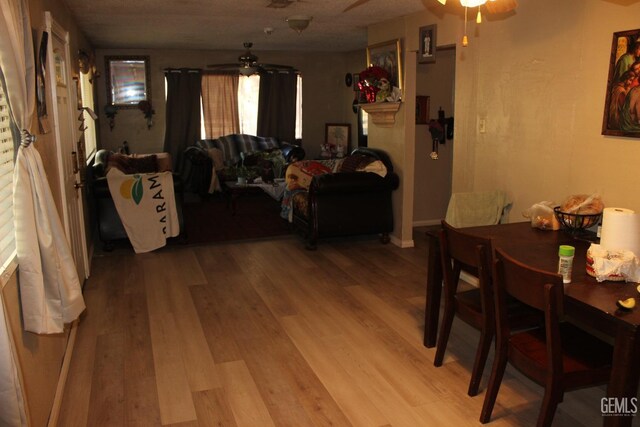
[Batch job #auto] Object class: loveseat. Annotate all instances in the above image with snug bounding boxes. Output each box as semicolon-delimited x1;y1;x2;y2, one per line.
183;134;305;195
91;149;184;250
284;148;399;249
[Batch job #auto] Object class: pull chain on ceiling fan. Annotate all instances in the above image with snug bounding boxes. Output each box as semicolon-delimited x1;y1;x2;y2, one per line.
436;0;517;46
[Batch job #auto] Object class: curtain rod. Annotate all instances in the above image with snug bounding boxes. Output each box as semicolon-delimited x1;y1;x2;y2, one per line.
163;68;202;73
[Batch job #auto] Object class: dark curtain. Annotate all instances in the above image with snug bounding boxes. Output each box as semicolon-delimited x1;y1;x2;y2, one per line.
163;69;202;173
257;72;296;143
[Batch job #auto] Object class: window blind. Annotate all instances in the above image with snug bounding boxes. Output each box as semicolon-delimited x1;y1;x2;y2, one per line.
0;80;16;266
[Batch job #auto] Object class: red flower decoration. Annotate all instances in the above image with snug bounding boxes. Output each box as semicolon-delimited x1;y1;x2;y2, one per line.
357;66;390;103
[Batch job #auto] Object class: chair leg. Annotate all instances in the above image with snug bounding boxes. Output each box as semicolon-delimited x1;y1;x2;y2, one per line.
468;327;493;396
433;299;456;367
537;387;562;427
479;343;508;424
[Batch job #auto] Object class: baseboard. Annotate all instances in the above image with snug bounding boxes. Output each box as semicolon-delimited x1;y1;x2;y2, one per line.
390;235;414;248
48;319;79;427
413;219;442;227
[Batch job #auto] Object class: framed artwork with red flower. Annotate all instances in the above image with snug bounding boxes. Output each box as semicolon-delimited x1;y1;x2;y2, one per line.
366;39;402;91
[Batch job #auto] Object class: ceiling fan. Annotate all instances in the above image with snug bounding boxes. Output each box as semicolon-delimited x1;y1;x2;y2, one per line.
266;0;298;8
342;0;517;14
206;42;296;76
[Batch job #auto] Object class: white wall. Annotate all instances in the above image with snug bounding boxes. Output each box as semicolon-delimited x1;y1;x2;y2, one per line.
450;0;640;218
414;47;455;225
370;0;640;242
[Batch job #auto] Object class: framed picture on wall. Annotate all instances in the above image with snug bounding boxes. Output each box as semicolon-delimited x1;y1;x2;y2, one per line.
325;123;351;153
416;96;430;124
602;28;640;137
419;24;437;64
366;39;403;91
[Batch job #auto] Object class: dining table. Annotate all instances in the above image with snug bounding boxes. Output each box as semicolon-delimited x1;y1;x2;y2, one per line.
423;222;640;427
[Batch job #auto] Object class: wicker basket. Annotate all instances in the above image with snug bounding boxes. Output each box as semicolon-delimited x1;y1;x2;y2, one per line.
553;207;602;231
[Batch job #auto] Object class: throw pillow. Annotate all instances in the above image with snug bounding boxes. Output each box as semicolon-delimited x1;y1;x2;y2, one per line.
285;160;331;191
357;159;387;177
338;154;375;173
107;153;158;174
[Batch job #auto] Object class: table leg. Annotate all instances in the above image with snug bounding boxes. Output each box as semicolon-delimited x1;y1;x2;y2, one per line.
603;327;640;427
424;231;442;348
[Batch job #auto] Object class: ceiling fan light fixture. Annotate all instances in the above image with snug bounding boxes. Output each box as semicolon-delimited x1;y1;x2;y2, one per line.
286;15;312;34
437;0;446;4
460;0;487;7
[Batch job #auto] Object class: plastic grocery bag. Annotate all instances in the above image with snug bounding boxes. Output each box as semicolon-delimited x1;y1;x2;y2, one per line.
522;201;560;230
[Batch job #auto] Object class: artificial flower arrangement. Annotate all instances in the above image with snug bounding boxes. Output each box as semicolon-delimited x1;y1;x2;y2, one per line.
137;100;155;129
357;66;389;103
357;66;402;103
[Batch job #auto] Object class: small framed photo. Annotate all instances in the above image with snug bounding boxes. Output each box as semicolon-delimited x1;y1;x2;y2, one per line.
416;96;430;124
419;24;437;64
325;123;351;153
366;39;403;91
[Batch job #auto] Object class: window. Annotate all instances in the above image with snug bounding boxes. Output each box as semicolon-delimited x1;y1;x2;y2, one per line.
0;76;16;269
199;74;303;140
79;72;97;160
237;75;259;136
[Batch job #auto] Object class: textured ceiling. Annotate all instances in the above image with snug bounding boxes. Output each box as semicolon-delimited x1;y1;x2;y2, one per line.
62;0;428;52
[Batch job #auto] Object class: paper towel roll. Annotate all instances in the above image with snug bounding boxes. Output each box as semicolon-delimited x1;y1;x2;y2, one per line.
600;207;640;256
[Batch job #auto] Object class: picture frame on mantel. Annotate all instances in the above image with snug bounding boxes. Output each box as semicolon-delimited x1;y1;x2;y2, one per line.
602;28;640;137
419;24;437;64
367;39;403;91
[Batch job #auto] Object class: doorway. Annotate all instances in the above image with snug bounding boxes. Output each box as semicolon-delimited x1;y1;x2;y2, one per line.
413;46;456;226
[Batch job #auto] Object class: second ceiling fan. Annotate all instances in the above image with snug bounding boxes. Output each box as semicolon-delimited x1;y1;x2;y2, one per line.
207;42;296;76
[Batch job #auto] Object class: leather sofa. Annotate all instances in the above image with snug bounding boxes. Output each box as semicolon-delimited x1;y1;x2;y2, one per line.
290;147;399;249
91;149;185;250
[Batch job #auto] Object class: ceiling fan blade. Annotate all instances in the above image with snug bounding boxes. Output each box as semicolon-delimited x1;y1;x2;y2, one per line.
206;63;240;68
343;0;372;13
259;63;296;70
485;0;517;14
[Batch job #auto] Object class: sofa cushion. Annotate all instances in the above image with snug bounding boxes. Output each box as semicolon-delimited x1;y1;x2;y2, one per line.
257;136;280;150
234;134;260;155
216;135;240;166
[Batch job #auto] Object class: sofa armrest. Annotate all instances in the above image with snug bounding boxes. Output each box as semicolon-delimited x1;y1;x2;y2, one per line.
311;172;396;194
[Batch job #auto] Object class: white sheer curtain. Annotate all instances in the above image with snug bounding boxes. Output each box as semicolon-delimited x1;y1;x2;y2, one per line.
0;0;32;423
0;0;85;423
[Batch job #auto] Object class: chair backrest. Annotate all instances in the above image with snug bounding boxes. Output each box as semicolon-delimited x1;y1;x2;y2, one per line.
492;247;565;372
444;190;510;228
440;221;494;309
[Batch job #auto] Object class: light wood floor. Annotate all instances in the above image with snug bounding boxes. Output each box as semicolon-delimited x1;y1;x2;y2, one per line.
57;231;606;426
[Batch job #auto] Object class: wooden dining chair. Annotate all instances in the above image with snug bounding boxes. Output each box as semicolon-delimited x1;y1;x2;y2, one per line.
480;248;613;427
434;221;540;396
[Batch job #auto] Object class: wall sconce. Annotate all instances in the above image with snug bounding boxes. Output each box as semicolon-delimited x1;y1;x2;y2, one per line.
286;15;312;34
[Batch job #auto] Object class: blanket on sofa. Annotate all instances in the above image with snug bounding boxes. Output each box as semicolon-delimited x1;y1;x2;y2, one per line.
107;169;180;253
